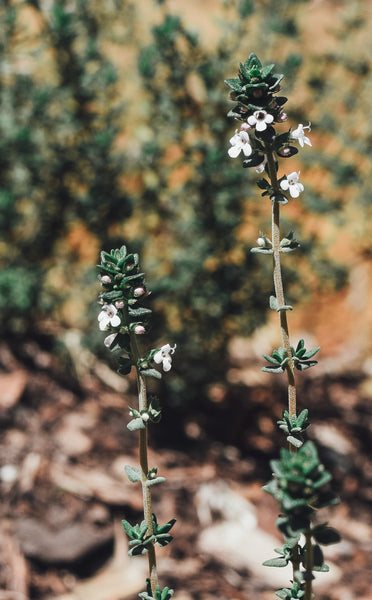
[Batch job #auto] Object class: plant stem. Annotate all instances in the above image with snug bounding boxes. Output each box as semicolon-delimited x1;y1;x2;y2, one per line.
304;531;313;600
265;146;296;420
132;335;158;595
265;146;302;585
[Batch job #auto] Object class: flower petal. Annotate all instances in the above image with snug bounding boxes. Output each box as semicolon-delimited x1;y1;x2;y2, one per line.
280;180;289;191
154;350;162;364
110;314;121;327
228;145;241;158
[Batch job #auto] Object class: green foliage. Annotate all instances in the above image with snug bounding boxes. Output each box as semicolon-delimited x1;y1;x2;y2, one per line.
122;514;176;557
277;409;310;448
262;339;320;374
127;397;162;431
263;441;339;539
139;579;174;600
0;0;131;334
275;582;305;599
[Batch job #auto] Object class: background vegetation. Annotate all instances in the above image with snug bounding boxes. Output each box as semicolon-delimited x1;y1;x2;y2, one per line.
1;0;371;407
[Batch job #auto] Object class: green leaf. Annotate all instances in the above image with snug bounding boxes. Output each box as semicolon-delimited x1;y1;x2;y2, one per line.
257;178;270;189
261;63;275;78
287;435;303;448
270;295;278;310
297;409;309;427
224;78;243;92
275;590;291;600
129;307;152;318
250;247;273;254
117;359;132;376
296;339;305;351
140;368;162;379
125;465;142;483
262;365;285;374
312;524;341;545
263;353;280;365
245;53;262;71
129;543;148;556
146;476;166;487
303;346;321;359
263;557;289;567
277;304;293;312
121;519;134;537
295;360;318;371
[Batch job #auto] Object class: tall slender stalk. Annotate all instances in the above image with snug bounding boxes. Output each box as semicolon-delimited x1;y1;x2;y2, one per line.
133;337;159;594
225;53;340;600
266;145;297;421
97;245;176;600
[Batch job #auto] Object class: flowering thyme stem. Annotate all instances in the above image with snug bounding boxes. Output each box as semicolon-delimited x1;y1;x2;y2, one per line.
304;530;313;600
132;335;158;595
265;145;297;421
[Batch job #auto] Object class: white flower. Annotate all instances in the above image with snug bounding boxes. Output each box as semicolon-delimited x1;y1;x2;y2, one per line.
280;171;304;199
98;304;121;331
228;129;252;158
247;110;274;132
154;343;176;372
290;123;312;148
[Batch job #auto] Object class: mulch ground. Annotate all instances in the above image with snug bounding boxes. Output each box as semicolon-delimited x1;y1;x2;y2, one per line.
1;337;372;600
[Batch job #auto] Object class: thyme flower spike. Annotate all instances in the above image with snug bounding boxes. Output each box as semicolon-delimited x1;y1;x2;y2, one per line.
98;245;176;599
225;53;340;600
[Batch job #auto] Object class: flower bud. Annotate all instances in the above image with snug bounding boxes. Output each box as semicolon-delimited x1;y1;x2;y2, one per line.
134;325;145;335
133;287;145;298
115;300;125;309
240;122;251;132
142;412;149;422
101;275;111;284
279;112;288;122
257;237;265;247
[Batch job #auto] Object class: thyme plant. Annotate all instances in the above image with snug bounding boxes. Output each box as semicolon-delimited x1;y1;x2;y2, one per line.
97;245;175;600
225;54;341;599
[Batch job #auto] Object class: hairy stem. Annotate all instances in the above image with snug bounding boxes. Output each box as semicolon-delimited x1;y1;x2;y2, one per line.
132;336;158;594
265;146;296;420
266;145;299;583
304;531;314;600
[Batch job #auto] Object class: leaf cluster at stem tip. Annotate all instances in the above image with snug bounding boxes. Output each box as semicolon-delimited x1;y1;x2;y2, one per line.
97;245;176;379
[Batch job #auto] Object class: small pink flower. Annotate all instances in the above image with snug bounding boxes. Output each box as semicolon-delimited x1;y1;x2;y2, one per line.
101;275;111;284
134;325;146;335
133;287;145;298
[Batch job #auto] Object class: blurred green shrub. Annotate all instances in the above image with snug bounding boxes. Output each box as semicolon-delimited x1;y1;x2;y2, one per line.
0;0;132;334
0;0;354;411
